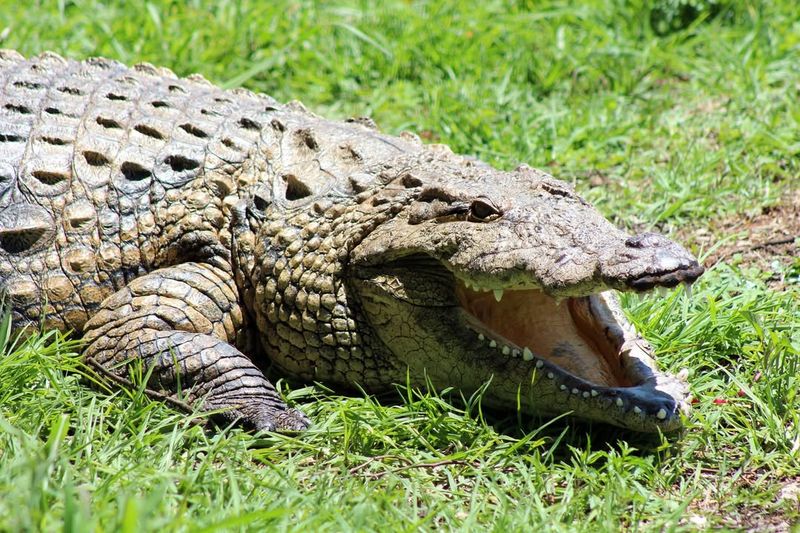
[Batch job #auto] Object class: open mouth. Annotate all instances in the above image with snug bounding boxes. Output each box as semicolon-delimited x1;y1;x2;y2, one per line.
353;250;701;432
456;283;632;388
453;276;697;431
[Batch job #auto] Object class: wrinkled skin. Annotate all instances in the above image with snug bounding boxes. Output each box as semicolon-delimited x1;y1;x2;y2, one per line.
0;52;703;433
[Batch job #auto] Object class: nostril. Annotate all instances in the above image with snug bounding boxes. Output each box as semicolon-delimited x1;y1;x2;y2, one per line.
625;233;664;249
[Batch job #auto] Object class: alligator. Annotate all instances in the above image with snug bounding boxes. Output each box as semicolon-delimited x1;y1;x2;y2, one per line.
0;51;704;433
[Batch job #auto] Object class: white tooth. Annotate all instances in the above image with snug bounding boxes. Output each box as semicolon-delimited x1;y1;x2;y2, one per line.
656;409;667;420
591;390;599;397
571;388;579;395
489;340;497;348
615;397;624;407
677;368;689;382
657;287;669;297
633;406;642;415
582;391;590;398
493;289;504;302
535;359;543;368
559;384;567;391
501;345;510;355
478;333;485;341
546;372;554;379
523;347;534;361
512;349;520;357
684;282;693;299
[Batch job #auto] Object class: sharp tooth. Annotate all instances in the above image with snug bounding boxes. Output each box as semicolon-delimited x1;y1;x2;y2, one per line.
683;282;693;299
493;289;504;302
535;359;543;368
633;406;642;415
571;388;579;395
656;409;667;420
657;287;669;297
677;368;689;382
582;391;590;398
546;372;554;379
523;347;534;362
489;340;497;348
501;345;510;355
590;390;599;397
512;349;520;357
615;397;624;407
559;384;567;391
477;333;485;341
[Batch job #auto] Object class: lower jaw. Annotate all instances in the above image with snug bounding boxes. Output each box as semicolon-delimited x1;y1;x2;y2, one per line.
456;289;691;432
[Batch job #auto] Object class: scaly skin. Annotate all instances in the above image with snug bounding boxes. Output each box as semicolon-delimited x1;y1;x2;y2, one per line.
0;51;703;433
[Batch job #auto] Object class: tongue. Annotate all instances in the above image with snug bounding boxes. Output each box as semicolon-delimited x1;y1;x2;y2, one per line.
455;283;629;387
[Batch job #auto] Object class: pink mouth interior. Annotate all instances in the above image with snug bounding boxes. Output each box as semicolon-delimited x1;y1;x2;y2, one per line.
455;282;631;387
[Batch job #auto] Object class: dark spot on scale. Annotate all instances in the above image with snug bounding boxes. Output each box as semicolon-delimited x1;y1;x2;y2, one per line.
238;117;261;131
121;161;152;181
41;137;69;146
401;173;423;188
96;116;121;129
0;228;47;254
295;128;318;150
150;101;169;108
44;107;62;115
346;116;378;130
339;144;362;162
83;151;110;166
4;103;32;114
284;174;313;201
57;86;83;95
164;154;200;172
134;124;164;140
0;134;24;143
252;192;270;212
13;80;44;90
0;203;54;254
270;118;285;132
106;93;127;101
179;123;208;138
32;170;68;186
221;138;240;150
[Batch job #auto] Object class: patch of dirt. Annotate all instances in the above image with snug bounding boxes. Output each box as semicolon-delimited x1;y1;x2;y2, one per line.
679;471;800;532
679;190;800;288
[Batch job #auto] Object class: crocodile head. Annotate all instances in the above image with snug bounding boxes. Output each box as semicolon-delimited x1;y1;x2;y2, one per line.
349;155;703;433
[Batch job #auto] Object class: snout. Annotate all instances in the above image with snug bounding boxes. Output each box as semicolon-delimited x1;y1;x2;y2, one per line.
601;232;705;292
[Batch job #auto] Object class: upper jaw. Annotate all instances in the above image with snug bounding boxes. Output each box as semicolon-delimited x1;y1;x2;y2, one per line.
605;232;705;292
623;262;705;292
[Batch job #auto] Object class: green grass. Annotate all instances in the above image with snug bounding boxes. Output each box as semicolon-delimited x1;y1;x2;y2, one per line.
1;0;799;530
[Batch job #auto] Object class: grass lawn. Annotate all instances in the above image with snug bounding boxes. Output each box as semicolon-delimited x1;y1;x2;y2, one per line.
1;0;799;530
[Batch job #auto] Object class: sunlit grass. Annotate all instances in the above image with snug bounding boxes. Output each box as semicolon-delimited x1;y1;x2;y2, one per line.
0;0;798;530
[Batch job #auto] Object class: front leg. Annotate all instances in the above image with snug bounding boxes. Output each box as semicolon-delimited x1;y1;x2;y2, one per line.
82;262;309;431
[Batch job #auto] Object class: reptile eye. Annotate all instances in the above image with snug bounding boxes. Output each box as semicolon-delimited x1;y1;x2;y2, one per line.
468;198;501;222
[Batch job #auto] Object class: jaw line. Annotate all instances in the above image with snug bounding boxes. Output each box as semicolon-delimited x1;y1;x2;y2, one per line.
453;283;692;432
352;251;694;432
